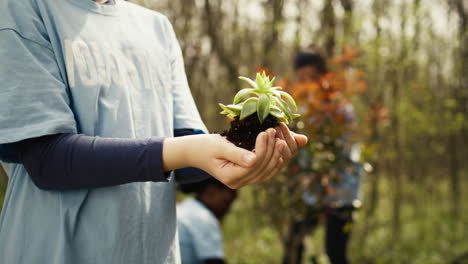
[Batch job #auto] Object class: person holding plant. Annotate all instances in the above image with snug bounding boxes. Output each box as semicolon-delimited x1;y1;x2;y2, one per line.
177;178;237;264
0;0;307;263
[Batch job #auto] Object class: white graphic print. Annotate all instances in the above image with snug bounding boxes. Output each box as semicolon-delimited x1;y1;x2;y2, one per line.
64;39;156;90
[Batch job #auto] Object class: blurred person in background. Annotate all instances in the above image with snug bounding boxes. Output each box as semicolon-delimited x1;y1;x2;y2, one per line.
177;178;238;264
287;45;364;264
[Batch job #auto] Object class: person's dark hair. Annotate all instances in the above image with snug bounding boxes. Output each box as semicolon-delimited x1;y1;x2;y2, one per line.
294;45;328;75
179;177;228;194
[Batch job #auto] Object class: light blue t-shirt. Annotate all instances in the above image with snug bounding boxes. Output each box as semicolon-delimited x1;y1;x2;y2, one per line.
0;0;207;263
177;198;224;264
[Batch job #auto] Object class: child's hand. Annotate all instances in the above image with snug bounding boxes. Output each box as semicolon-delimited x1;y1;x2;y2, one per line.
163;129;289;189
198;129;286;188
274;122;308;163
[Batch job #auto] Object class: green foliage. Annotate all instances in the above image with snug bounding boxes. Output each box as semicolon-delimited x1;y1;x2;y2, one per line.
221;177;468;264
219;72;299;124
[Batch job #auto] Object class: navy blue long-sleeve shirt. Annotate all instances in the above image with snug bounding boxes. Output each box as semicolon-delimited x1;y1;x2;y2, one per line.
0;129;211;190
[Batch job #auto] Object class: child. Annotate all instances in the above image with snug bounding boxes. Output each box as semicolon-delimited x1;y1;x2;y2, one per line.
177;178;237;264
291;45;361;264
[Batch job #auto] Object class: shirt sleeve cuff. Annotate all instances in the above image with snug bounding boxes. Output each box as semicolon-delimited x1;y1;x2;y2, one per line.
147;137;171;182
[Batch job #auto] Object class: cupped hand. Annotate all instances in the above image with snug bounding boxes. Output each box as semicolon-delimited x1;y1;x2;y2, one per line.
274;122;308;162
191;128;287;189
163;126;307;189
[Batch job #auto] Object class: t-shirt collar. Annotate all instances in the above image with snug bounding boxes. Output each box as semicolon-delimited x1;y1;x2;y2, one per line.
95;0;116;5
67;0;120;16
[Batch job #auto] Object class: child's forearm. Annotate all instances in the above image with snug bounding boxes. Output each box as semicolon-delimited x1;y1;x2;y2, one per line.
162;136;194;171
16;133;168;190
14;131;212;190
172;129;212;184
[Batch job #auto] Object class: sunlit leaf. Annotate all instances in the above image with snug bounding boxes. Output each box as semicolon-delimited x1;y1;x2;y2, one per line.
270;95;295;122
239;76;257;88
226;104;242;111
234;88;256;104
270;104;282;112
256;73;265;89
276;91;298;111
270;105;286;123
224;73;300;124
240;97;258;120
270;95;283;107
269;76;276;86
219;103;240;116
280;100;293;121
257;94;270;123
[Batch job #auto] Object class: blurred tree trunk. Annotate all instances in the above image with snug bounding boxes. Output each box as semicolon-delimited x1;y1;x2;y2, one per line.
357;0;382;250
339;0;354;45
366;0;384;221
322;0;336;56
177;0;198;82
203;0;239;88
451;0;468;119
391;2;409;243
390;75;403;243
448;133;460;219
293;0;306;53
448;0;467;220
459;0;468;146
262;0;285;67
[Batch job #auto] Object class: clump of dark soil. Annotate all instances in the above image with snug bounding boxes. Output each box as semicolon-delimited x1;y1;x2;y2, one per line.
221;114;279;151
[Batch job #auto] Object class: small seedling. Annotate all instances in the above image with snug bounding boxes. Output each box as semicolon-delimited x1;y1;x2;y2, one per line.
220;72;300;150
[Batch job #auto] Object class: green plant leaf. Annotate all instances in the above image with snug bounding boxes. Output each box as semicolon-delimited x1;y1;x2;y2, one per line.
252;88;262;94
255;73;265;89
239;76;257;88
277;99;293;121
240;98;258;120
219;103;240;116
234;88;256;104
276;91;298;111
270;104;282;112
219;103;229;111
226;104;242;111
257;94;270;123
270;95;295;121
269;77;276;87
270;95;284;108
270;105;286;121
224;74;298;124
